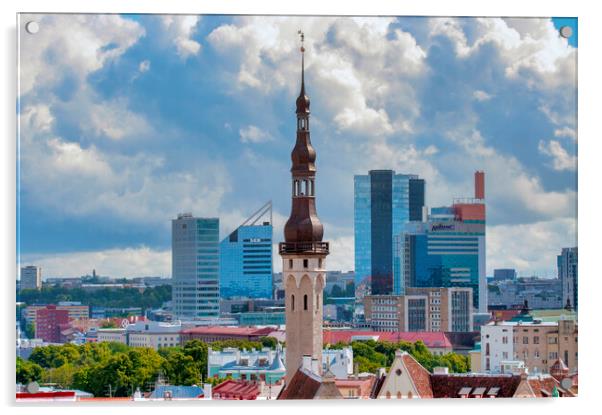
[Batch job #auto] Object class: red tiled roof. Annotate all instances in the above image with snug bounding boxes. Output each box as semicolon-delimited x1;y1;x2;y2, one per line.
181;326;275;336
323;330;453;349
526;376;575;398
16;391;76;400
430;374;521;398
212;379;260;400
278;368;322;400
402;353;434;398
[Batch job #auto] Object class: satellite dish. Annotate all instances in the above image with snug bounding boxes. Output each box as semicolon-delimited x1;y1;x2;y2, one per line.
560;378;573;390
26;381;39;394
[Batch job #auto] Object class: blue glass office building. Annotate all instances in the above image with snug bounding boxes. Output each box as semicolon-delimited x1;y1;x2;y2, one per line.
398;207;486;311
220;203;273;299
172;214;220;319
354;170;424;295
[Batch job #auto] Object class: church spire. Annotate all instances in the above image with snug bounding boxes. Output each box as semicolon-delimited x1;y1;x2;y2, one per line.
296;30;310;115
281;31;327;250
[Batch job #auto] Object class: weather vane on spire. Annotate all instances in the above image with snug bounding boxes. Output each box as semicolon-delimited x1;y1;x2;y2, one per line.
298;30;305;53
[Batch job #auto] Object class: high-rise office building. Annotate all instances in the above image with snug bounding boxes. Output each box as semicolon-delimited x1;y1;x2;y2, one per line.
493;268;517;281
20;265;42;290
557;247;578;310
354;170;424;296
220;202;273;299
172;214;220;319
398;171;486;312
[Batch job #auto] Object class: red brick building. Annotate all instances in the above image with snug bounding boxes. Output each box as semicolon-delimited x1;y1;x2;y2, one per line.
35;305;70;343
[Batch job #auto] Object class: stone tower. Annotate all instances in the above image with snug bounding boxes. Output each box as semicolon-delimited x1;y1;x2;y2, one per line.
279;32;329;383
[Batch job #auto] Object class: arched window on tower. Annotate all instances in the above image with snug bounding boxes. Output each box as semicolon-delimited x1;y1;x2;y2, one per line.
316;294;320;310
304;294;308;310
291;294;295;311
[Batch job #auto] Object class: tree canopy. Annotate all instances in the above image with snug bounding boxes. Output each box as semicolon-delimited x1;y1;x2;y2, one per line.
17;285;171;311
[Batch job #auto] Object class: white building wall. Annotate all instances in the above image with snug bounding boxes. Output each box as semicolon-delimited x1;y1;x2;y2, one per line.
481;323;514;373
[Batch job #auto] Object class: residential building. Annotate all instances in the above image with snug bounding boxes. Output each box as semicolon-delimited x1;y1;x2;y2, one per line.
354;170;424;295
20;265;42;290
220;202;273;299
364;287;473;333
469;342;482;373
371;350;576;398
172;214;220;319
125;320;181;349
278;42;329;384
334;375;377;399
558;247;578;310
398;171;486;311
24;303;89;326
96;328;127;344
35;305;69;343
481;317;578;375
208;346;286;384
493;269;516;281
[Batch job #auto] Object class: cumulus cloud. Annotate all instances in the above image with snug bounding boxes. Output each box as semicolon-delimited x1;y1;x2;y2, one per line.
554;126;577;140
487;218;576;276
429;17;576;89
138;59;151;73
160;16;202;58
239;125;273;143
20;247;171;278
19;104;231;225
208;16;425;137
473;90;493;101
19;14;145;96
538;139;577;171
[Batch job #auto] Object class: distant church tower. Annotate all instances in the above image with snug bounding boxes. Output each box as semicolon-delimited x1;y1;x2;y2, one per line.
280;32;329;383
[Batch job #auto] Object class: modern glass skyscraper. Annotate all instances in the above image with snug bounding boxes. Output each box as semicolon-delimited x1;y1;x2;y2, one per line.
172;214;220;319
220;202;273;299
354;170;424;295
557;247;578;310
397;172;487;312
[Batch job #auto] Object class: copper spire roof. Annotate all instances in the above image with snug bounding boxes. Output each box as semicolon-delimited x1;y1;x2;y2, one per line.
280;32;328;252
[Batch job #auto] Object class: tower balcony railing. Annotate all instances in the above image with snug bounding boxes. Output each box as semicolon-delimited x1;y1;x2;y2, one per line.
279;241;329;255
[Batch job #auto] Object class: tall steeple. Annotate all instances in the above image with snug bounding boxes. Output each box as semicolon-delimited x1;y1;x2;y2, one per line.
283;31;325;246
280;31;329;384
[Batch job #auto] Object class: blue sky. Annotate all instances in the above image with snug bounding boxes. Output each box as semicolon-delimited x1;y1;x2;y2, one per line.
17;15;577;278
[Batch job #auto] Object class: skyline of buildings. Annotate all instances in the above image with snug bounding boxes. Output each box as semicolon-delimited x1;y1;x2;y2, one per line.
219;202;273;300
171;214;220;319
13;15;580;402
354;170;425;295
558;247;578;311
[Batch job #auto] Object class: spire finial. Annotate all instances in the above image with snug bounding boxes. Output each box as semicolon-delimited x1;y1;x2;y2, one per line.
298;30;305;92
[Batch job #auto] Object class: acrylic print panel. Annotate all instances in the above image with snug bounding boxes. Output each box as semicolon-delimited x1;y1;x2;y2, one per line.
16;13;577;401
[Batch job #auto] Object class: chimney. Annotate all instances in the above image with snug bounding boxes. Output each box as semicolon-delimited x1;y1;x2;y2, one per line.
475;171;485;200
302;355;312;371
203;383;212;400
311;358;320;375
